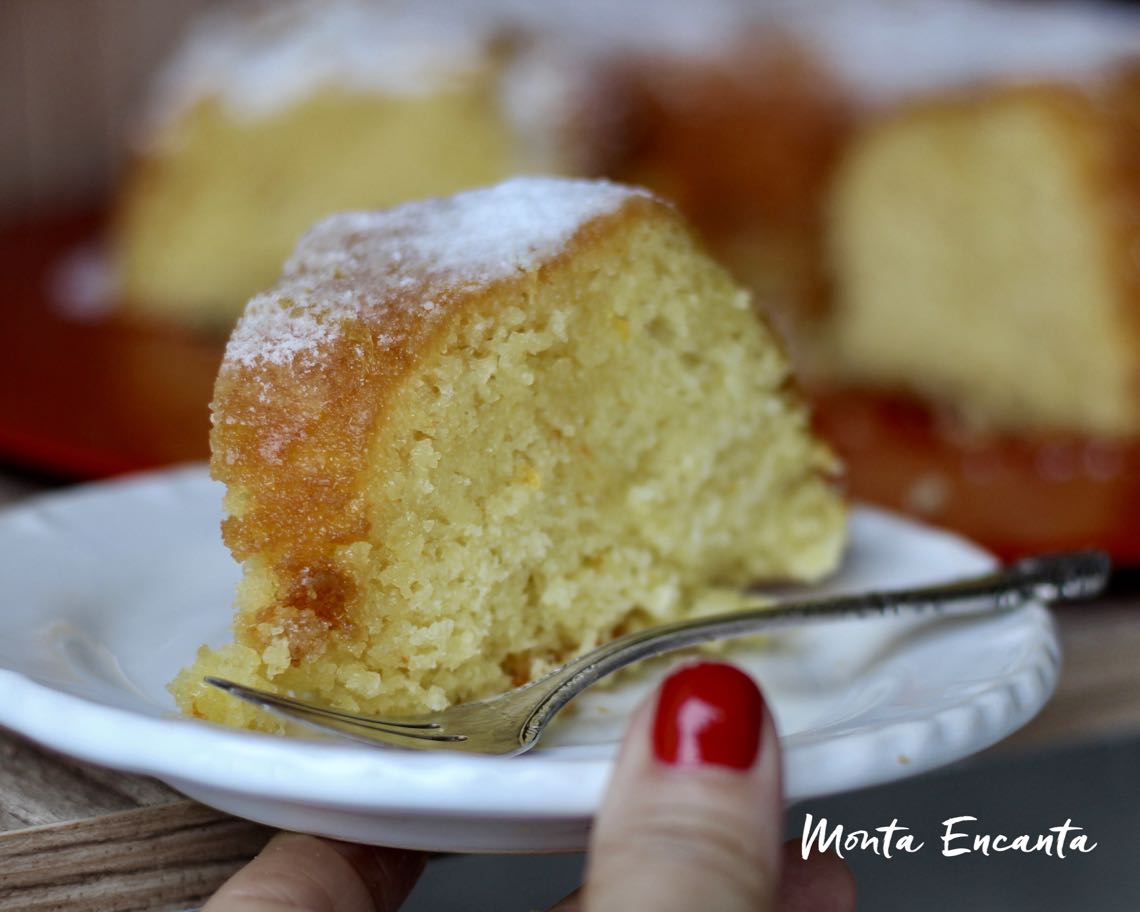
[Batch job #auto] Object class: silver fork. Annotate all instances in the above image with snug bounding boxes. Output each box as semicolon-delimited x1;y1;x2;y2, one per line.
206;550;1109;756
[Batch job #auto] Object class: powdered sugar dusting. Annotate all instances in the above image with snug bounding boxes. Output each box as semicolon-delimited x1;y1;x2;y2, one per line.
345;177;642;285
226;294;340;369
225;177;650;369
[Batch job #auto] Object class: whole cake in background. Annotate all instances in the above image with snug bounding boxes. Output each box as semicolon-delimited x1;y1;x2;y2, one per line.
170;177;846;727
114;0;1140;434
113;0;805;326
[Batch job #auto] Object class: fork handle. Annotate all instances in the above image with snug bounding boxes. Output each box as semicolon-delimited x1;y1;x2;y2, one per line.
521;549;1111;742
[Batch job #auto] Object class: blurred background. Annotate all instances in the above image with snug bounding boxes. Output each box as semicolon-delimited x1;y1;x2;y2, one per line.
3;1;1140;908
0;0;210;219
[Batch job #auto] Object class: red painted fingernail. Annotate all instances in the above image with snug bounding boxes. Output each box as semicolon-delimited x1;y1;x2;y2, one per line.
652;661;765;770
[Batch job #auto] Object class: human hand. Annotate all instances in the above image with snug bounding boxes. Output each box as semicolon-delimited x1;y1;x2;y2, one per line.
204;661;855;911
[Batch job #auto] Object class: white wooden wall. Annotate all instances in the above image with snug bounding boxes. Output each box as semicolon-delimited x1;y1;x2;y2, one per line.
0;0;218;219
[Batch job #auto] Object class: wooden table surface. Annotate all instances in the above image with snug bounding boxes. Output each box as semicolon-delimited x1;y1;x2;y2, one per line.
2;475;1139;911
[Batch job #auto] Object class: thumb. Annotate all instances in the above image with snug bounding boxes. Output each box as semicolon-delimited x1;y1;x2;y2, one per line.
582;661;781;912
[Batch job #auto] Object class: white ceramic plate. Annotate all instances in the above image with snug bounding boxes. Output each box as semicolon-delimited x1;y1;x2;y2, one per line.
0;466;1057;852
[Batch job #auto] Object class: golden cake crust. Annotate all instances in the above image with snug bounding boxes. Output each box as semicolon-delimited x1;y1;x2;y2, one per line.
211;181;665;658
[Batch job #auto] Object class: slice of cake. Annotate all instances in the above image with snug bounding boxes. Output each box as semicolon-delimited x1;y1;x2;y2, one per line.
171;177;845;728
824;80;1140;435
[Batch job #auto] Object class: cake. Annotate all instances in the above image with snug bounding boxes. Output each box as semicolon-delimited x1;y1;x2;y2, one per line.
824;76;1140;435
809;71;1140;559
112;1;612;326
170;177;845;727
